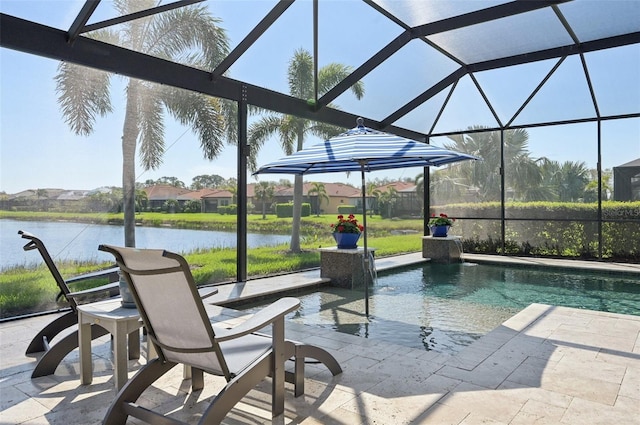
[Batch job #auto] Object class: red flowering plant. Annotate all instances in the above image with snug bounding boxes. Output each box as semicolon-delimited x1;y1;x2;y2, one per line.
330;214;364;234
428;213;455;227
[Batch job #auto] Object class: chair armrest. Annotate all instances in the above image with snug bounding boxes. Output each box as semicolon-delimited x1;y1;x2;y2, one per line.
65;266;121;299
198;287;219;299
66;266;120;285
67;282;120;299
214;297;300;342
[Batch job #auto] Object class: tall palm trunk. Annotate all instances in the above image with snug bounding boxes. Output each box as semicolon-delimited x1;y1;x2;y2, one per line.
122;81;140;247
289;130;305;252
290;174;303;252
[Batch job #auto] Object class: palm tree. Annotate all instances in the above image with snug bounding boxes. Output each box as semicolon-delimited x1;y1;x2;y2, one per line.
308;182;329;216
55;0;231;247
378;187;398;218
430;171;467;206
444;127;538;202
366;182;381;217
225;178;238;204
134;189;148;212
558;161;590;202
254;181;275;219
248;48;364;252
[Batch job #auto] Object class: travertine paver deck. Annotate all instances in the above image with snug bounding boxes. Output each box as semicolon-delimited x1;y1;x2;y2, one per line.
1;254;639;424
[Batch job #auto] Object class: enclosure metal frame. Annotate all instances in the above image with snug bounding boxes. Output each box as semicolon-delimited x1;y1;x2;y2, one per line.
1;0;639;277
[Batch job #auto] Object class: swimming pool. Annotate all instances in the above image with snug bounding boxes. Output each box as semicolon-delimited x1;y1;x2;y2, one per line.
241;262;640;355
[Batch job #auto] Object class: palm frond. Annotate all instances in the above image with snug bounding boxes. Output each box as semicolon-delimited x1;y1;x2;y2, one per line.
278;116;298;154
138;83;165;170
308;121;345;140
144;4;229;70
162;86;225;160
288;48;314;100
221;99;238;145
55;63;112;136
247;115;285;171
318;63;364;99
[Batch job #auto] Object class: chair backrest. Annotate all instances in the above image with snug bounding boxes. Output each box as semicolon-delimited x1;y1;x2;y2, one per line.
98;244;231;378
19;230;80;311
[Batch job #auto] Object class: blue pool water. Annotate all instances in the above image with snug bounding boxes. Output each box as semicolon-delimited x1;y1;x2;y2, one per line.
243;263;640;355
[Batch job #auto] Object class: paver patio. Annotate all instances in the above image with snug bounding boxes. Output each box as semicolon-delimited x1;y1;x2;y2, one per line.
1;255;639;424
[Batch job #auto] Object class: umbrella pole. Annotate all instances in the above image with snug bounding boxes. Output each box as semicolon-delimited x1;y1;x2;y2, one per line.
360;164;369;317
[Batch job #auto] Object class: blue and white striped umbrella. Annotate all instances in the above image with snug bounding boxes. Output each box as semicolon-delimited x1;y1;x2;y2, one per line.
254;118;478;316
254;119;478;175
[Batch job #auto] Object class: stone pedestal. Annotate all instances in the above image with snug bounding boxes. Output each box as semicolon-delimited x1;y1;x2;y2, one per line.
422;236;462;263
319;247;376;289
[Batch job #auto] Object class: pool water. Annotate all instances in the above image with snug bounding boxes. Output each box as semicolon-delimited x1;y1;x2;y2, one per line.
243;263;640;355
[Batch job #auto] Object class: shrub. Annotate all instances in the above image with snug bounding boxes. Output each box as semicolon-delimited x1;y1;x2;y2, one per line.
183;200;202;213
163;199;180;213
218;204;237;215
337;205;356;215
275;203;311;218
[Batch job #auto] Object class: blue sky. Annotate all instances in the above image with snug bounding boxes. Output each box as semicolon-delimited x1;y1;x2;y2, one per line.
1;0;638;194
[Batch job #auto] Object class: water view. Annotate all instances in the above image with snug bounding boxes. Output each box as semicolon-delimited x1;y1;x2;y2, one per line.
1;219;290;269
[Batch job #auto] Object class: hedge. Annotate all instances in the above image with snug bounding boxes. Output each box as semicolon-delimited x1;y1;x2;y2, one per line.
218;204;237;215
337;205;356;215
275;203;311;218
439;201;640;261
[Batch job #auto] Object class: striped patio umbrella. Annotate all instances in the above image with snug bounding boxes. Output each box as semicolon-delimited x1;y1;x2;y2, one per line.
254;118;479;316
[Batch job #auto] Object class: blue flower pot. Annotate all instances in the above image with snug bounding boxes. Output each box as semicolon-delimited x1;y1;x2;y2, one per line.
333;232;360;249
430;225;450;237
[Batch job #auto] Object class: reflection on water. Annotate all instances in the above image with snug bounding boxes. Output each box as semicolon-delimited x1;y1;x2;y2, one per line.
242;263;640;355
1;219;290;269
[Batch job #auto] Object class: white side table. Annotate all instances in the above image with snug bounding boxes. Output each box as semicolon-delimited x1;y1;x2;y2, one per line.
77;287;217;390
77;299;142;390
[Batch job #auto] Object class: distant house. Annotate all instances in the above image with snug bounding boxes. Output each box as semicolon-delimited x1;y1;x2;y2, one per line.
312;182;361;214
143;185;192;210
57;190;91;201
7;188;74;211
375;182;421;217
9;188;66;201
176;189;210;212
247;183;275;214
246;183;290;214
613;158;640;201
247;182;362;215
245;181;423;216
200;189;234;213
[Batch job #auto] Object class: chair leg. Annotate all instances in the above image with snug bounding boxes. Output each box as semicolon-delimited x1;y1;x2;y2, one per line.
292;343;343;397
199;352;272;424
191;368;204;391
31;324;109;378
127;329;140;360
25;311;77;354
103;358;177;425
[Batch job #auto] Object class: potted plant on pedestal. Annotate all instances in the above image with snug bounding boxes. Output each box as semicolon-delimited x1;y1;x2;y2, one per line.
428;213;455;237
330;214;364;249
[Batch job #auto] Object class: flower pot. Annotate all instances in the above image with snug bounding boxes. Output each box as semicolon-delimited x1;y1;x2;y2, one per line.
333;232;360;249
430;225;450;237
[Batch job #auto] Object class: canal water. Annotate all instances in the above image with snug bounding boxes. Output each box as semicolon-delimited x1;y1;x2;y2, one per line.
1;219;290;270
